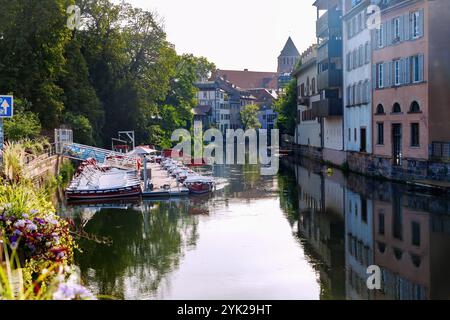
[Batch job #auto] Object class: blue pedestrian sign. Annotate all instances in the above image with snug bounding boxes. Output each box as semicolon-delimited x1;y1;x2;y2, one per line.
0;95;13;118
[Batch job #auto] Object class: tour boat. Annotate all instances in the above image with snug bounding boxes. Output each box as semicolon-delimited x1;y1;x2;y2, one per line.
183;175;216;195
66;165;141;200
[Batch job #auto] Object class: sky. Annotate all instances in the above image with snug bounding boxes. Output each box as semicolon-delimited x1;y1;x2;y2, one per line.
120;0;317;71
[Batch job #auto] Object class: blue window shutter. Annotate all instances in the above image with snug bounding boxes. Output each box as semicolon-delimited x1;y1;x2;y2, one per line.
418;9;424;38
386;19;392;46
419;54;424;82
384;62;389;87
405;57;411;84
373;64;377;89
399;16;404;41
399;59;404;84
385;62;390;87
371;29;376;50
404;13;411;40
383;22;387;47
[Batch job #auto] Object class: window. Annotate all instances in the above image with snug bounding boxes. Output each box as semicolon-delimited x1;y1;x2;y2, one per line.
203;92;207;99
362;198;367;222
378;213;385;235
394;60;401;85
394;17;401;40
312;78;316;94
347;86;352;106
412;55;423;83
378;23;384;47
412;11;420;38
365;81;370;103
354;128;357;142
353;17;357;35
377;122;384;145
376;104;385;115
412;221;421;247
411;123;420;147
378;64;384;88
348;128;351;141
353;50;357;68
347;52;351;71
359;45;363;66
348;21;352;38
365;42;370;64
393;103;402;113
356;83;360;104
358;14;362;32
410;101;420;113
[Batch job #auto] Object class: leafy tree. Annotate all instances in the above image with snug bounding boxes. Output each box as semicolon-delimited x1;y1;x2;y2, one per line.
63;112;94;145
3;99;41;141
0;0;215;150
240;104;262;130
273;79;298;135
59;39;104;145
0;0;73;128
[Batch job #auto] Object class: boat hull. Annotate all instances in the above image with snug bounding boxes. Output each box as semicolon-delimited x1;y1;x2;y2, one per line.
185;183;214;195
66;185;141;200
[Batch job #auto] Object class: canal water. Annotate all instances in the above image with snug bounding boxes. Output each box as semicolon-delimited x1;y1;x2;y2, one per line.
59;158;450;300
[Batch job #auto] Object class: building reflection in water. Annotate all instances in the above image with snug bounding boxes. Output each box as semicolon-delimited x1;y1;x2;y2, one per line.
282;157;450;300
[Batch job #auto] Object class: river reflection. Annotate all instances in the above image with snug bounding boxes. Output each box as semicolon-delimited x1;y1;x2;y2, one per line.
283;157;450;300
60;160;450;300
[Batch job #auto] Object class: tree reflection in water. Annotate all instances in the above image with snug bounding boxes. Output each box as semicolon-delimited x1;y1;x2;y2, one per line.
72;200;199;299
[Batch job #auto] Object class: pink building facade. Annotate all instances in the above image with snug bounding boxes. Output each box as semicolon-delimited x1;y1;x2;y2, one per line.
372;0;450;166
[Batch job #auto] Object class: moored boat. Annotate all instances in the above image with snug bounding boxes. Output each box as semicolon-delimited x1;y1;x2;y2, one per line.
183;175;215;195
66;164;141;200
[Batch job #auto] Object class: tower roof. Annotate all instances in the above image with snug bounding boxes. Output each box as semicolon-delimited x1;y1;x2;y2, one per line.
279;37;300;57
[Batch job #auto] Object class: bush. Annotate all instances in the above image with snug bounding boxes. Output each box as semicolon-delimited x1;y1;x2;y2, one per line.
4;112;42;141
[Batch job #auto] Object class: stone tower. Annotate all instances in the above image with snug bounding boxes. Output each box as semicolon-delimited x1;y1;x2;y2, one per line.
277;37;300;74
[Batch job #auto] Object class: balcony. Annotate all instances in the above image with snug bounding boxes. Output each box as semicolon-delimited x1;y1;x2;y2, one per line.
317;39;342;63
317;69;342;91
298;96;310;106
311;98;343;117
316;9;342;38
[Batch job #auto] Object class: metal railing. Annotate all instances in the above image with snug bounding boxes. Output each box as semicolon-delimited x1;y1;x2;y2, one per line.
431;142;450;161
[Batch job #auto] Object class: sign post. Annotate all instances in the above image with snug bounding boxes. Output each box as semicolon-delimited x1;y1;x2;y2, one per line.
0;95;14;165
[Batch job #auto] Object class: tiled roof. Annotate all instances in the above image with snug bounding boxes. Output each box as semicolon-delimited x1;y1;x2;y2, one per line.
192;105;212;116
214;69;278;90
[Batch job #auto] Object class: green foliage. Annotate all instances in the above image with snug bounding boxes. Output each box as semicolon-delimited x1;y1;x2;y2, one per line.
1;142;27;182
273;79;298;135
0;0;72;128
240;104;262;130
3;99;42;141
58;160;75;186
0;245;95;300
63;112;94;145
0;0;215;149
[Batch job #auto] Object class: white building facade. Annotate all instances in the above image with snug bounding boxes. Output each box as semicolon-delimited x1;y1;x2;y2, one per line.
196;82;230;132
343;0;373;154
294;46;322;148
